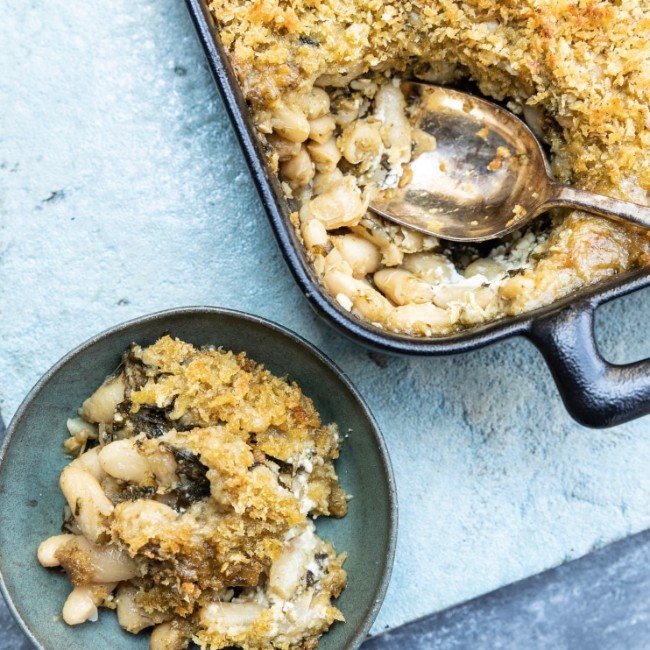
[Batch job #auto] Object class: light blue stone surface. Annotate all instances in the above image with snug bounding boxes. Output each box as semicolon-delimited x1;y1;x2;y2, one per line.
1;0;649;637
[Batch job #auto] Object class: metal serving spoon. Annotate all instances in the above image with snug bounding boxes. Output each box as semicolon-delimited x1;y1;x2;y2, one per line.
370;82;650;242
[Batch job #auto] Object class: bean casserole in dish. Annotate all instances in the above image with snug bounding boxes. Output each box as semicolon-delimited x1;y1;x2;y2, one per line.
204;0;650;337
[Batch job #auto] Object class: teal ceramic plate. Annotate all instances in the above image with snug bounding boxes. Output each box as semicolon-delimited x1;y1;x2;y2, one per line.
0;307;397;650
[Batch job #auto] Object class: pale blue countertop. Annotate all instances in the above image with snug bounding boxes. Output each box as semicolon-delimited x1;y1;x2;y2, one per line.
1;0;650;641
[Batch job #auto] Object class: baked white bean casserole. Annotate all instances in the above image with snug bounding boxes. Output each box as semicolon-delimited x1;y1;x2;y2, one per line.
37;336;348;650
210;0;650;336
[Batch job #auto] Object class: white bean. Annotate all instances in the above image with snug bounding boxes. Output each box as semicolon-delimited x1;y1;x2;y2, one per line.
386;303;451;333
280;147;315;189
60;466;114;543
499;274;535;301
312;252;327;277
199;602;265;636
98;439;150;484
302;218;329;251
312;168;344;196
323;269;393;322
306;137;341;173
374;81;412;168
270;525;318;600
380;244;404;267
99;475;123;503
398;228;428;254
66;417;99;440
472;285;498;310
266;133;302;160
150;621;188;650
523;104;545;138
349;221;405;267
434;284;492;309
37;534;77;568
64;417;99;455
299;177;367;230
271;103;310;143
329;93;362;124
323;248;353;275
299;87;330;119
81;374;125;425
86;542;137;582
62;582;117;626
337;120;384;168
374;268;436;305
98;439;177;487
308;114;337;144
401;252;456;284
147;449;178;488
433;284;470;308
57;536;138;584
464;258;505;281
116;584;169;633
70;447;106;482
331;234;381;276
323;268;362;307
112;500;177;554
355;285;395;323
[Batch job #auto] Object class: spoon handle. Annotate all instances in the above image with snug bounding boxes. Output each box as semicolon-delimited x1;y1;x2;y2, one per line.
548;183;650;231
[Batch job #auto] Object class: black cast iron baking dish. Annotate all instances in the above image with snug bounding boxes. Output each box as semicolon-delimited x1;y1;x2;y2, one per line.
185;0;650;429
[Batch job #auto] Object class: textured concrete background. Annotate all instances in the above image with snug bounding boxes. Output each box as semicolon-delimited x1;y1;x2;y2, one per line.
1;0;650;639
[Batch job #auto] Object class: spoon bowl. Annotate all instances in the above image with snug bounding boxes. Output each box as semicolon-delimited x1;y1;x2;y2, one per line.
370;83;650;242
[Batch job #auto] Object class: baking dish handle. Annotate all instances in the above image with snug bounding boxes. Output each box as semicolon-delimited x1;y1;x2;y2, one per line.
527;302;650;428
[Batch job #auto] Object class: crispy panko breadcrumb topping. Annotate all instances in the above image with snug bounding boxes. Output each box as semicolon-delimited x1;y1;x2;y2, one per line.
38;336;348;650
209;0;650;335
